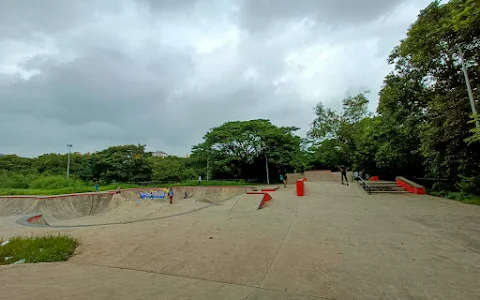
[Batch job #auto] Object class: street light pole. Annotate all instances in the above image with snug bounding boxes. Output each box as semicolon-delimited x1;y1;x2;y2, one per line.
458;47;480;129
265;153;270;184
206;156;210;181
66;144;73;179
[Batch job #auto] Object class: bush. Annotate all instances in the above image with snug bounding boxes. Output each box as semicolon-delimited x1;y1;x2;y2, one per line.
456;176;480;195
0;171;36;189
28;175;86;189
431;181;455;192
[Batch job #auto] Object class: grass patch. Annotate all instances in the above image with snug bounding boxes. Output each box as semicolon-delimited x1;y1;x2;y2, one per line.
0;184;138;196
172;180;252;187
0;234;78;265
0;180;253;196
430;191;480;205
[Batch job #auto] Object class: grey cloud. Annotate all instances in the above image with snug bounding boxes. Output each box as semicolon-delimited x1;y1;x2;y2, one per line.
0;0;432;157
0;0;122;41
237;0;409;33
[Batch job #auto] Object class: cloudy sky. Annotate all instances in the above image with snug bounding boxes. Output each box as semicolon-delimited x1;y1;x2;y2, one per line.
0;0;431;157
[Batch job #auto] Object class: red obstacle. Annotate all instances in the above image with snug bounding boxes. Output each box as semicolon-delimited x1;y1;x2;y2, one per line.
395;177;426;194
296;179;305;196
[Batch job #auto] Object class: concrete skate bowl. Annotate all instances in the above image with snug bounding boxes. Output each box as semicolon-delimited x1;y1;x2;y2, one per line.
2;186;251;228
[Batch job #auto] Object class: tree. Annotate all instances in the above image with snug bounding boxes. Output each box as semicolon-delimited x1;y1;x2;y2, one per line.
308;93;374;172
191;119;301;181
149;156;196;182
465;114;480;144
90;145;152;183
0;155;32;172
384;0;480;179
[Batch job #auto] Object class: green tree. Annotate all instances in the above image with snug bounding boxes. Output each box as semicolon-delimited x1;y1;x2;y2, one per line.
385;0;480;179
308;93;374;172
191;119;301;181
90;145;152;183
0;155;32;172
149;156;196;182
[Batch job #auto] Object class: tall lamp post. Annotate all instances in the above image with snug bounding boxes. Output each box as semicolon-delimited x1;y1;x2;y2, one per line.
66;144;73;179
265;153;270;184
206;156;210;181
458;46;480;129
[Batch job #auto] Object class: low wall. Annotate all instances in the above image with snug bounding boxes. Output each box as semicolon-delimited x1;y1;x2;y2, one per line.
286;173;304;182
396;177;426;194
304;170;354;182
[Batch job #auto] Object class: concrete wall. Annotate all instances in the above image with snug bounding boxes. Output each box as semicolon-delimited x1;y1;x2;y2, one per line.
302;170;354;182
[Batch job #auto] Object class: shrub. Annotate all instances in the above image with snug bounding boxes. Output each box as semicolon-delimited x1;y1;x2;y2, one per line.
28;175;86;189
456;176;480;195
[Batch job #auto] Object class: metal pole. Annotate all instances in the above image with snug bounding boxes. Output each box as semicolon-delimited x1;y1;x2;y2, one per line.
265;153;270;184
458;47;480;128
206;156;209;181
66;144;72;179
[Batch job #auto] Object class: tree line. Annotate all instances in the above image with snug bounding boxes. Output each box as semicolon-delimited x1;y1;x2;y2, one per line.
308;0;480;195
0;0;479;196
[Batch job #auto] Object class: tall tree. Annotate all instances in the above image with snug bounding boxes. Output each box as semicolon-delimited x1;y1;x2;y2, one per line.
383;0;480;179
191;119;301;181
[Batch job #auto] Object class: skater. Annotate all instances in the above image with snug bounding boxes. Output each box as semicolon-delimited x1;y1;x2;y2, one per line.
168;187;174;204
283;173;288;188
115;186;121;194
339;166;349;186
280;173;287;188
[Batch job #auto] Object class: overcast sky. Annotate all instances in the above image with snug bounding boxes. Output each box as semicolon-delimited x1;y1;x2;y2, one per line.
0;0;431;157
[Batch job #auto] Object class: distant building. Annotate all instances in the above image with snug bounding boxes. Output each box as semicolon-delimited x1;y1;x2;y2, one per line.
152;151;168;158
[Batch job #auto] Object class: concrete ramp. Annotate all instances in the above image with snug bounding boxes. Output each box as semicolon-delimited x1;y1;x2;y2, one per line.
38;193;115;223
2;186;252;227
0;197;39;216
231;194;266;212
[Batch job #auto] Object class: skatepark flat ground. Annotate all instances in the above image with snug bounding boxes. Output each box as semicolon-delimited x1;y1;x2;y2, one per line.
1;182;479;300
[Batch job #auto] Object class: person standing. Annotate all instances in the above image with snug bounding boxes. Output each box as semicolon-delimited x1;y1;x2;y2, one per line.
280;173;287;188
94;180;99;192
339;166;349;186
168;187;174;204
198;175;202;185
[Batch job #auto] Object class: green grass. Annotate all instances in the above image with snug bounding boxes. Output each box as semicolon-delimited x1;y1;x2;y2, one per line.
0;184;138;196
430;191;480;205
0;235;78;265
168;180;253;187
0;180;254;196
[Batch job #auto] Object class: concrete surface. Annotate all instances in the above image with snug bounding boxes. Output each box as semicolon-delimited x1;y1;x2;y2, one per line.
0;182;479;300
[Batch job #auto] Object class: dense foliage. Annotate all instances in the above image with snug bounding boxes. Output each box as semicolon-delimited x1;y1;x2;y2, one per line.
0;120;304;190
190;119;303;181
309;0;480;194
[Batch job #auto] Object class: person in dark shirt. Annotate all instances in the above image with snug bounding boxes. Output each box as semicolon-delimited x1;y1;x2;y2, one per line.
339;166;349;186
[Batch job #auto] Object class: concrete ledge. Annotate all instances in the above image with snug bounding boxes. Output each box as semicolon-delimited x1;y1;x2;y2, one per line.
396;177;426;194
